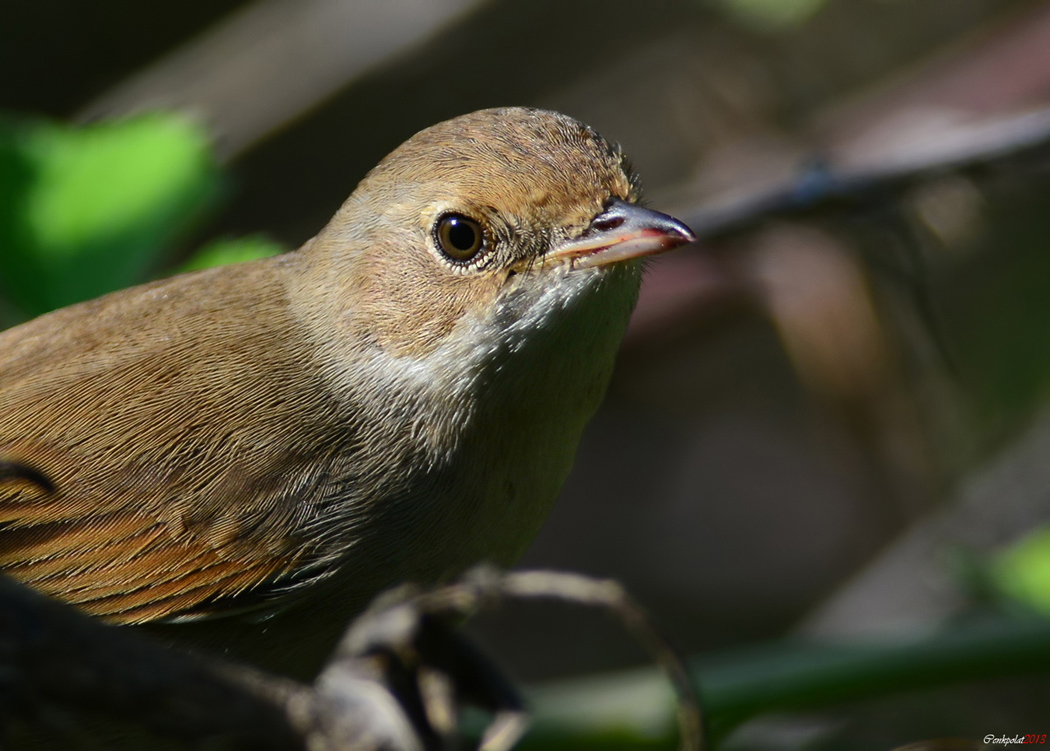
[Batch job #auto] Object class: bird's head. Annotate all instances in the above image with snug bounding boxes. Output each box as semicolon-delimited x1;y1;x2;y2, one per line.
304;107;694;365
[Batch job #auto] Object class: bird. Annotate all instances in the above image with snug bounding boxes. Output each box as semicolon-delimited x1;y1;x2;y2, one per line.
0;107;694;676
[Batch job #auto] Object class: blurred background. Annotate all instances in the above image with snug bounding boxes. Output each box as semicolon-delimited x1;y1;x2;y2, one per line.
4;0;1050;747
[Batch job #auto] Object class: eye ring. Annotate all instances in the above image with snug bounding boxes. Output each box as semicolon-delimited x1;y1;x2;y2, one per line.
434;213;485;263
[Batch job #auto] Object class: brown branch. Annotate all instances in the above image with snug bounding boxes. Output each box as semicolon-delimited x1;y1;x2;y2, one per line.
1;568;699;751
371;567;706;751
77;0;488;160
662;105;1050;244
0;575;304;749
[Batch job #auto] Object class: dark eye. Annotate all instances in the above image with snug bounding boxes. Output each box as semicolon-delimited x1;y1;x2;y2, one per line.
435;213;484;262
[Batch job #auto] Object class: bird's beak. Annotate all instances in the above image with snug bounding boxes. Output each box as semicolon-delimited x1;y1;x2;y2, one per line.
549;200;696;269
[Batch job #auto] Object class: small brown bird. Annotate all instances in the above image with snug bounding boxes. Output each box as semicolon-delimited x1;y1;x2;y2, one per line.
0;108;693;673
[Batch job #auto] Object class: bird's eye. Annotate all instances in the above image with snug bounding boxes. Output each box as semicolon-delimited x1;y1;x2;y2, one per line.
435;213;485;262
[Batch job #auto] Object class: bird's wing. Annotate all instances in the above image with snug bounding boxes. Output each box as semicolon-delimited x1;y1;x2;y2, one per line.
0;262;350;624
0;455;300;623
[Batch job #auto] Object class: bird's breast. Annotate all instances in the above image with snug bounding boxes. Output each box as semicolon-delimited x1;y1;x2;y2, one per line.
320;263;642;587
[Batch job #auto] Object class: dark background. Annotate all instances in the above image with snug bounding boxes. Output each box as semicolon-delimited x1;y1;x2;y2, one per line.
5;0;1050;746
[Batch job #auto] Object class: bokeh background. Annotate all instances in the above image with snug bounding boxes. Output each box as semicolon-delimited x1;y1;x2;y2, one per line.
4;0;1050;747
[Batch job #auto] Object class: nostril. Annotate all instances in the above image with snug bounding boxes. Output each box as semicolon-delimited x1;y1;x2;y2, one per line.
591;215;626;233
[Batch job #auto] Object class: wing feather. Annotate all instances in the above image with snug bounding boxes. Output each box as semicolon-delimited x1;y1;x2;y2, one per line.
0;262;353;625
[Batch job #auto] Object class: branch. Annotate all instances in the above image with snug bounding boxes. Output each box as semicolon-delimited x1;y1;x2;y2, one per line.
0;568;703;751
78;0;488;159
665;106;1050;243
0;575;304;749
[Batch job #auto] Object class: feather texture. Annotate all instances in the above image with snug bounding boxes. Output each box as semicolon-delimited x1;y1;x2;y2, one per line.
0;256;352;622
0;109;672;672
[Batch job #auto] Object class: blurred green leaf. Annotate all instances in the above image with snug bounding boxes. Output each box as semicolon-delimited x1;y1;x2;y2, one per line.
179;235;284;273
991;527;1050;615
0;113;222;319
717;0;830;30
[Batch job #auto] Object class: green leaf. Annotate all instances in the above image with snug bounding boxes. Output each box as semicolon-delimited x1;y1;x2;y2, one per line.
992;526;1050;614
717;0;830;30
0;113;222;318
178;235;284;273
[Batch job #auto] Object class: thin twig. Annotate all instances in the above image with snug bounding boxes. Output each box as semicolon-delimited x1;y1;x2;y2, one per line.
668;106;1050;243
410;568;706;751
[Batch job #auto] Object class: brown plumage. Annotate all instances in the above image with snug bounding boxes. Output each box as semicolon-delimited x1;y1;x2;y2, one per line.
0;108;693;672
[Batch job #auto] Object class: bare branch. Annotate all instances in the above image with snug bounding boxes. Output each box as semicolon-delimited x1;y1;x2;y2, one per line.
0;575;304;749
0;568;702;751
78;0;487;160
662;106;1050;243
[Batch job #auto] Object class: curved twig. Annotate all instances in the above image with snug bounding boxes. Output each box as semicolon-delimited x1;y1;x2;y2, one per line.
408;567;705;751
